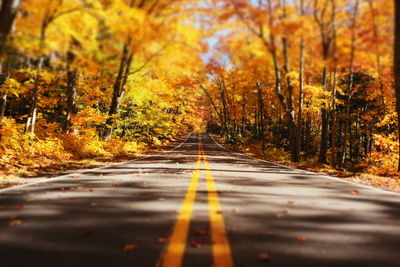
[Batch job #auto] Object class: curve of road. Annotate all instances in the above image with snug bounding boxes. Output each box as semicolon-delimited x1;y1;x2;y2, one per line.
0;133;400;267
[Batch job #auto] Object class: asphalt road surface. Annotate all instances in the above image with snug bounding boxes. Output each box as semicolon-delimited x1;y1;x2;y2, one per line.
1;133;400;267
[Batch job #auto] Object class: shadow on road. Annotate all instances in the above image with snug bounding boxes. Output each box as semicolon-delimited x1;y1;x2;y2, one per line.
0;133;399;267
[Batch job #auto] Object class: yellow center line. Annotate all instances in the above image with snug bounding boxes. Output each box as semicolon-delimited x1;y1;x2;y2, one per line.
201;144;234;267
158;134;234;267
158;136;202;267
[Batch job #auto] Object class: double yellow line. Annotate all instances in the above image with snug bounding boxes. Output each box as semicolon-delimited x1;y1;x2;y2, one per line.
158;135;233;267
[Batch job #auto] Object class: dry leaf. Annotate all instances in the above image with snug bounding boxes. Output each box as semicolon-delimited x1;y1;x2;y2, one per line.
258;253;271;261
123;244;139;251
195;229;208;236
83;229;93;236
296;236;309;242
191;240;202;248
157;237;167;244
9;220;22;226
351;190;360;195
263;231;274;236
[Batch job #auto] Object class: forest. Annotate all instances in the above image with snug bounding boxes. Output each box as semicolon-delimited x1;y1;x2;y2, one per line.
1;0;400;182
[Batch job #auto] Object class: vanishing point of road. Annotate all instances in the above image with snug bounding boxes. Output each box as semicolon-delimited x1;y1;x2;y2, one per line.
1;133;400;267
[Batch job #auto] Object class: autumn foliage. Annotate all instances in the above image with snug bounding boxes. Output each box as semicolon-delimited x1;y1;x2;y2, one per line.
0;0;205;174
200;0;399;176
0;0;399;178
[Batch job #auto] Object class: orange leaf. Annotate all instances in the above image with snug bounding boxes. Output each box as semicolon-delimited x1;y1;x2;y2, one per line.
258;253;271;261
296;236;309;242
195;229;208;236
351;190;360;195
9;220;22;226
123;244;139;251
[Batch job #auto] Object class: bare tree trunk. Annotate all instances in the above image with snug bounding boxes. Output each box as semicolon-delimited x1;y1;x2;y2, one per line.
256;81;266;155
64;50;78;133
368;0;386;113
0;0;21;123
103;43;133;140
340;0;359;168
0;0;21;55
330;0;338;167
25;15;48;138
25;57;43;138
296;0;305;162
266;0;298;162
314;0;334;164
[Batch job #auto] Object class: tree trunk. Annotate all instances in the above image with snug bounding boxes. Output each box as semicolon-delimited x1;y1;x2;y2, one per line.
319;108;328;163
256;81;266;155
340;0;359;168
0;0;21;123
266;0;298;162
368;0;386;113
104;44;133;141
63;50;78;133
296;0;305;163
0;93;7;122
0;0;21;56
25;57;43;138
394;0;400;171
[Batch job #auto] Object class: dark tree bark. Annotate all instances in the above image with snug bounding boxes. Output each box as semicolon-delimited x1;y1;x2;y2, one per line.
0;0;21;122
103;42;133;141
63;50;78;133
256;81;266;155
0;0;21;55
339;0;359;168
394;0;400;171
313;0;335;164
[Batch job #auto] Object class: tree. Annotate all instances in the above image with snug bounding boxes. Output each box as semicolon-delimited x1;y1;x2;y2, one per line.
0;0;21;122
394;0;400;171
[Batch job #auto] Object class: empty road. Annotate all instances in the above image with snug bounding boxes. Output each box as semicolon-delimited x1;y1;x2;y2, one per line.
1;133;400;267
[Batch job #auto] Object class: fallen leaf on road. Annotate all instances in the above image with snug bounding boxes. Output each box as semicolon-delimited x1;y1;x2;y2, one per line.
157;237;167;244
9;220;22;226
287;200;295;205
195;229;208;236
15;205;25;210
83;229;93;236
351;190;360;195
258;253;271;261
296;236;309;242
123;244;139;251
263;231;274;236
191;240;202;248
216;210;223;214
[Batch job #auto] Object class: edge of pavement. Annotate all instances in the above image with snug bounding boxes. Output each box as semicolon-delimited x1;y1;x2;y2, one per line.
208;133;400;197
0;133;193;194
